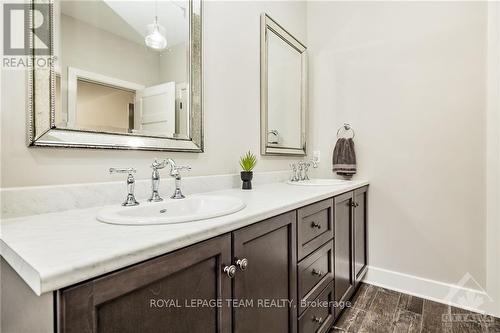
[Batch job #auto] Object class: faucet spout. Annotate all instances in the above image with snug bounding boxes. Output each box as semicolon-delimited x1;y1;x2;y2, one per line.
149;159;167;202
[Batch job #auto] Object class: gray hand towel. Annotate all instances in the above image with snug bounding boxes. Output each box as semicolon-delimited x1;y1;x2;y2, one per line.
332;138;357;178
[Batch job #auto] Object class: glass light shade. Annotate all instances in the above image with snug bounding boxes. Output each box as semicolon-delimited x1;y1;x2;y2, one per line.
145;19;167;50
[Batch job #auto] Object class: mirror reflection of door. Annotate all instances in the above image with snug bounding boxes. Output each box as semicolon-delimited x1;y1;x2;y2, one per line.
175;83;190;138
53;0;190;140
135;82;176;136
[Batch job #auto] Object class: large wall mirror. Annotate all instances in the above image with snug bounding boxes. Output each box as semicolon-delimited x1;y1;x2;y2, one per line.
29;0;202;152
260;13;307;156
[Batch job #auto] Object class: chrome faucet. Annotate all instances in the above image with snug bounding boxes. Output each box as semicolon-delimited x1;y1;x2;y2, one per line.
289;159;319;182
300;161;310;181
110;168;139;206
148;158;191;200
290;163;299;182
149;159;167;202
165;158;191;199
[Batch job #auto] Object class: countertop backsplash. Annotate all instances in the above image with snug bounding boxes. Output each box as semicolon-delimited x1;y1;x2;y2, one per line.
0;170;290;219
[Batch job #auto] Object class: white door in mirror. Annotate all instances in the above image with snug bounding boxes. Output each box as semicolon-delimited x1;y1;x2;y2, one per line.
97;195;246;225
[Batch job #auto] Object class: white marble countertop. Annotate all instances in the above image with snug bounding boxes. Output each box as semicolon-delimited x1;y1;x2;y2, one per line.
0;180;368;296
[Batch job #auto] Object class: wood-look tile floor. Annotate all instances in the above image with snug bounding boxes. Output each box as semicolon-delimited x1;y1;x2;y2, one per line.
331;283;500;333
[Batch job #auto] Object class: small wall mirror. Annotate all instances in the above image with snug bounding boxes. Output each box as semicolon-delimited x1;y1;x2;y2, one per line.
28;0;202;152
260;13;307;156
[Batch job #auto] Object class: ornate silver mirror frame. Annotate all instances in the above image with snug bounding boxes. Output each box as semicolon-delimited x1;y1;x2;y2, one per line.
27;0;203;152
260;13;307;156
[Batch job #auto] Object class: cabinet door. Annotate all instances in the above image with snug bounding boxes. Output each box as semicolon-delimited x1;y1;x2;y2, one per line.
232;212;297;333
333;192;355;319
354;186;368;285
59;235;232;333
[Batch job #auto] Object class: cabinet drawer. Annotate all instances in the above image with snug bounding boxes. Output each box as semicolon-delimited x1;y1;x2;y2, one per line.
298;281;335;333
297;199;334;260
298;242;334;314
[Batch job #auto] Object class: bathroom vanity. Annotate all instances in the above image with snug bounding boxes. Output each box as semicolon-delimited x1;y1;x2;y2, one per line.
1;180;368;333
2;0;367;330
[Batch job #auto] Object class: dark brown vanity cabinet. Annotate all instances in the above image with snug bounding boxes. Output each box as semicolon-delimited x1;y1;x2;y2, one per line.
333;186;369;320
333;192;355;319
232;211;297;333
296;199;335;333
59;213;297;333
58;187;368;333
59;234;233;333
353;186;368;285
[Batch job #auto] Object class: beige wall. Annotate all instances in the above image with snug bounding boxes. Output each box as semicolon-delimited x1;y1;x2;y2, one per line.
307;1;487;288
75;81;134;130
56;14;161;124
486;2;500;316
60;14;160;86
0;1;307;187
159;43;188;84
1;259;53;333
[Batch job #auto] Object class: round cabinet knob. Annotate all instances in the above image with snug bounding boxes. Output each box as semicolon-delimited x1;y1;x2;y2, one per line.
351;202;360;207
311;222;321;229
235;258;249;271
312;316;323;324
223;265;237;278
312;269;323;277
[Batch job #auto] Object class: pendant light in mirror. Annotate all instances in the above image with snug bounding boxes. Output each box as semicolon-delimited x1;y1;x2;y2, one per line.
145;1;167;50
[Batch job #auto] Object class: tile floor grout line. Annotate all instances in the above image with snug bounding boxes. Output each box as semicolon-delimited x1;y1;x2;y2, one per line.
357;287;381;332
418;297;425;333
391;293;402;333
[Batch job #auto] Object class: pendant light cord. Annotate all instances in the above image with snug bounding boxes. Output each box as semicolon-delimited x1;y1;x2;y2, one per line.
155;0;158;25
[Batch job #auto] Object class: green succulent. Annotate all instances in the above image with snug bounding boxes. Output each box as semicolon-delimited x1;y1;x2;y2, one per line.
239;151;257;172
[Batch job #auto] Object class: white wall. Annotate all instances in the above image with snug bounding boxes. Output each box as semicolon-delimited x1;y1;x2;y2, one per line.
0;1;306;188
307;0;488;292
486;2;500;316
1;259;53;333
60;14;161;87
159;43;188;84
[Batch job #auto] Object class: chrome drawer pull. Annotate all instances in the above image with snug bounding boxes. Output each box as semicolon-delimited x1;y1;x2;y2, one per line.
312;316;323;324
312;269;323;276
311;222;321;229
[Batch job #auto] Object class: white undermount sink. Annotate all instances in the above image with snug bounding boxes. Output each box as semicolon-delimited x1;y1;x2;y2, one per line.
287;179;349;186
97;195;246;225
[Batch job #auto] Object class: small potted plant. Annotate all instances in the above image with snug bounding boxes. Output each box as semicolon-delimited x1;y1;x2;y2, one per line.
239;151;257;190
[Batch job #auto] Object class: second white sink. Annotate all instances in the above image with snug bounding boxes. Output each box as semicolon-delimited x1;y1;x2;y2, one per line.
97;195;246;225
287;179;348;186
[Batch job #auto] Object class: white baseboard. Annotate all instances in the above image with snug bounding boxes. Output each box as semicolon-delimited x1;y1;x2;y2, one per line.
364;266;499;318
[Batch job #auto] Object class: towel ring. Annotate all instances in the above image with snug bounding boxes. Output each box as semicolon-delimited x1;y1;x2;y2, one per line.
336;123;355;139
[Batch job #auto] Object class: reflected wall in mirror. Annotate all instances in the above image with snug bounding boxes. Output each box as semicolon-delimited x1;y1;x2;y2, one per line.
29;0;202;152
260;13;307;156
55;0;189;139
